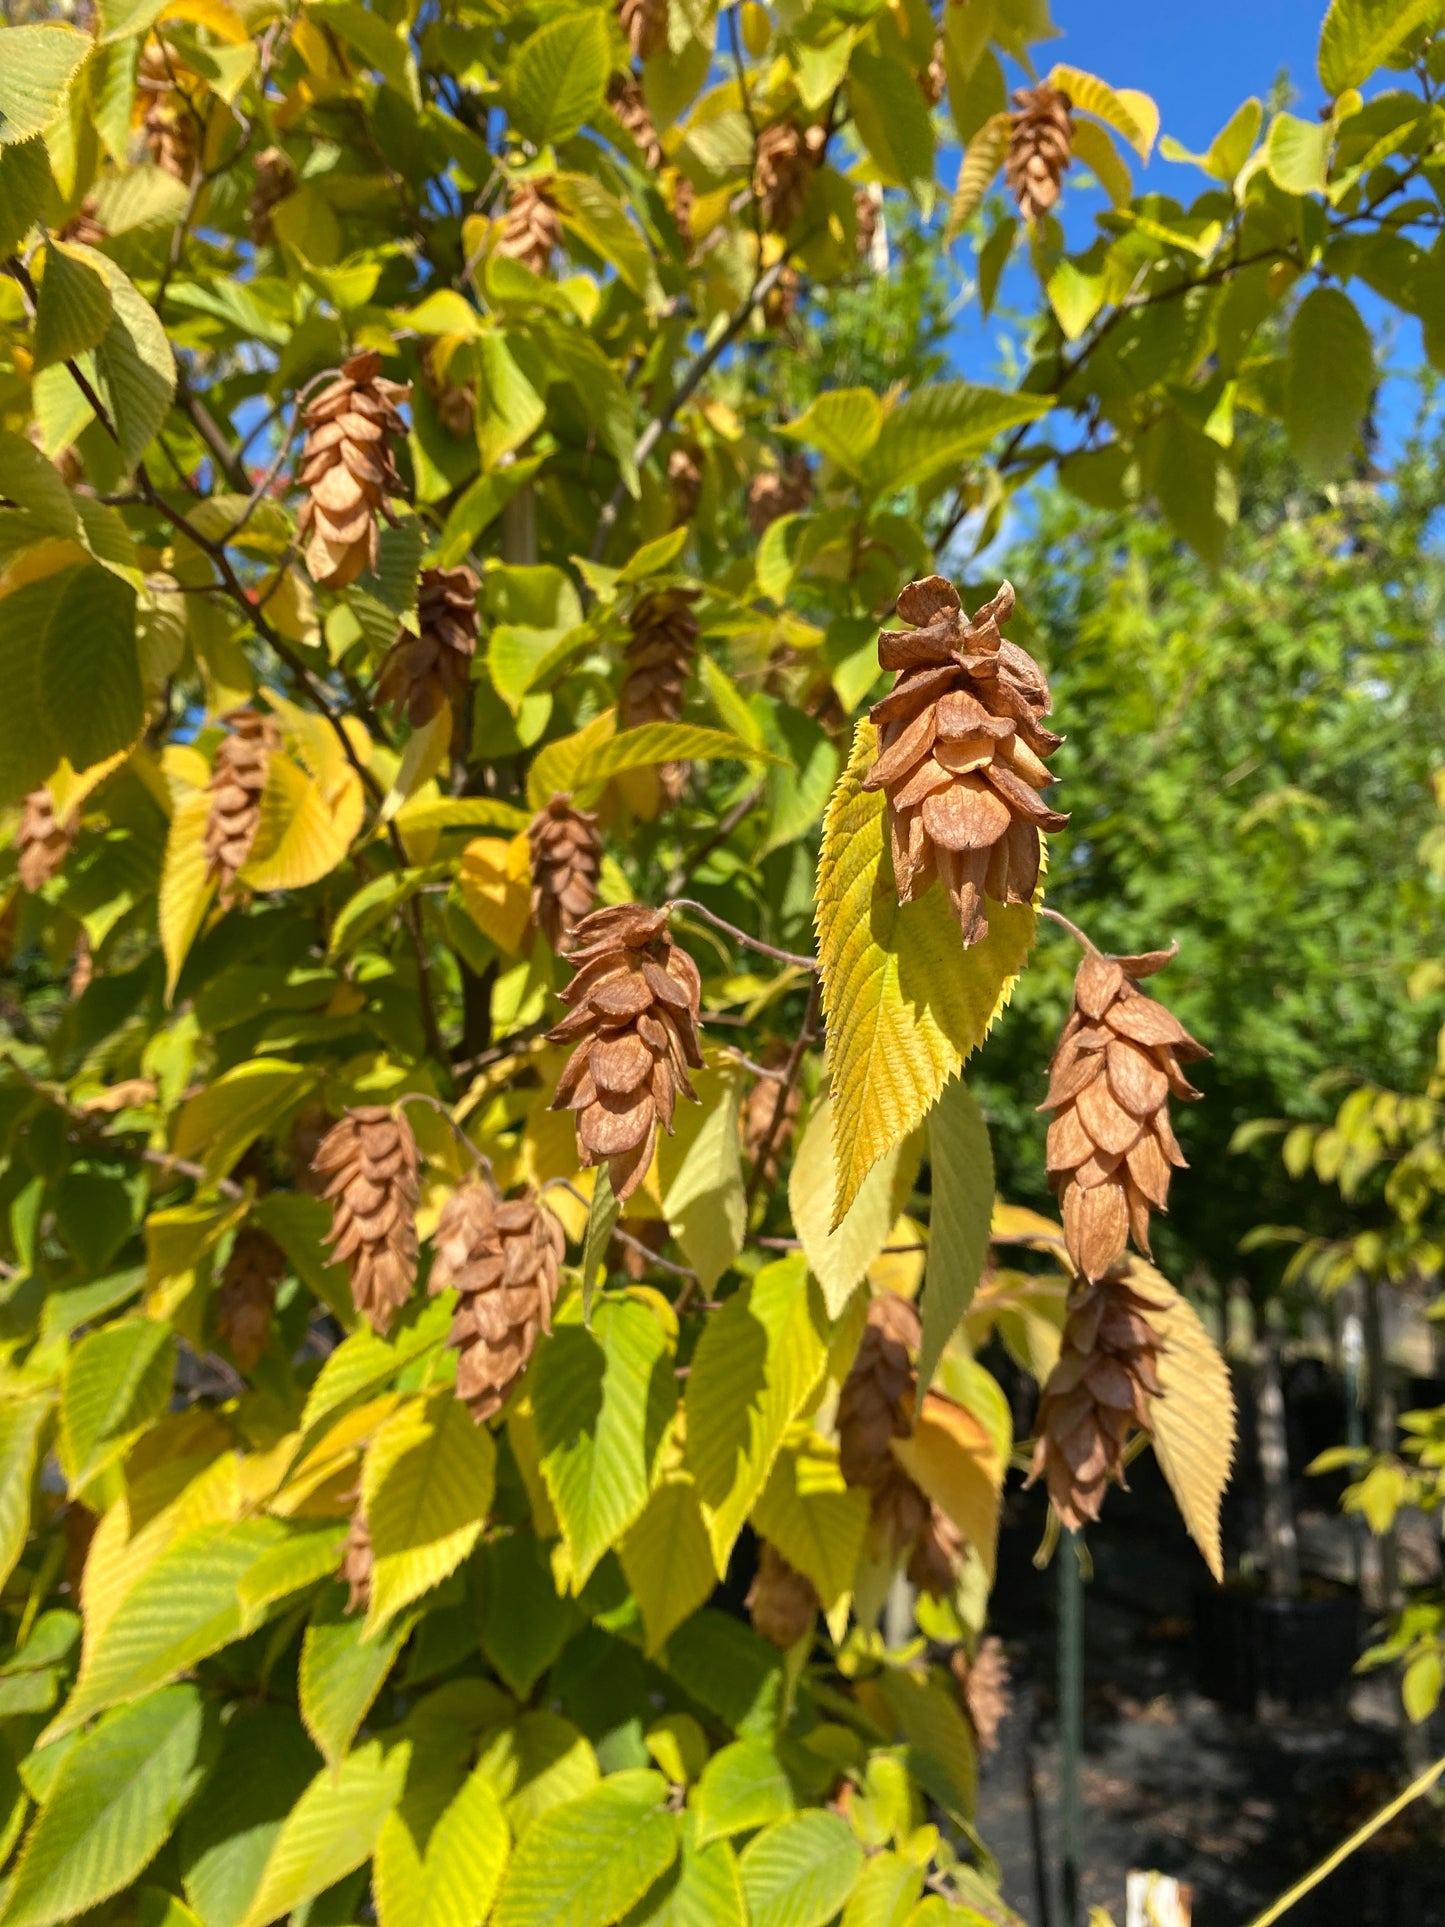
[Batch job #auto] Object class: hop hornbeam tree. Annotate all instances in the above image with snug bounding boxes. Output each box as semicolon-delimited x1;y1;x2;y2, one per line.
0;0;1439;1920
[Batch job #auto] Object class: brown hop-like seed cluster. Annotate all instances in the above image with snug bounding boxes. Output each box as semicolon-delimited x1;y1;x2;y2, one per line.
1028;1266;1165;1530
205;708;279;903
952;1636;1012;1753
60;196;106;247
296;351;409;590
497;180;561;278
430;1184;564;1422
16;789;76;893
618;0;668;60
139;42;200;181
747;1542;820;1649
420;340;475;438
528;794;602;953
668;445;703;526
763;265;801;330
217;1227;285;1372
376;565;479;729
549;905;704;1203
1006;82;1074;225
313;1106;420;1336
920;40;946;106
621;588;700;805
864;576;1066;950
248;145;295;244
746;454;812;535
341;1505;372;1614
609;72;663;170
853;186;881;264
837;1294;964;1598
754;120;825;232
1042;949;1208;1281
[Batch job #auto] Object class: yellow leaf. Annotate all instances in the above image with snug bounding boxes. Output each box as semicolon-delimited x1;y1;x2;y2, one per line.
46;749;129;819
159;788;216;1002
1126;1258;1237;1582
817;721;1035;1227
890;1391;1002;1581
362;1392;497;1635
989;1199;1069;1258
459;834;532;955
1069;118;1132;207
946;112;1010;239
620;1471;717;1656
753;1430;870;1613
158;0;249;41
869;1214;925;1301
262;686;369;805
239;749;363;893
380;704;453;824
1048;66;1158;160
789;1096;902;1319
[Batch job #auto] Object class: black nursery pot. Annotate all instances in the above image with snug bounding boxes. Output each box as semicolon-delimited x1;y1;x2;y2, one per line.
1193;1581;1362;1712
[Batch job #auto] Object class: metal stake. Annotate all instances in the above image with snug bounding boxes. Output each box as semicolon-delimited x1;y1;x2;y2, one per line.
1059;1527;1084;1926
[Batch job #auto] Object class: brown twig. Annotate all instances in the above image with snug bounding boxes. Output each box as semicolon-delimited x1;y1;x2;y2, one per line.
666;898;817;973
743;975;820;1220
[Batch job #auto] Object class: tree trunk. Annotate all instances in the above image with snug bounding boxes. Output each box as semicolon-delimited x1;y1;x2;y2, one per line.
1255;1331;1301;1599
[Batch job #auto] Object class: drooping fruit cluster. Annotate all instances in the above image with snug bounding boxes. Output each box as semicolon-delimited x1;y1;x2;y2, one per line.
528;795;602;953
296;351;410;590
248;146;295;244
205;708;278;903
1041;948;1207;1281
420;340;476;438
138;42;200;181
609;73;663;170
341;1505;372;1614
746;455;812;534
497;181;561;277
668;445;703;526
216;1227;285;1372
430;1184;564;1422
1028;1265;1165;1530
618;0;668;61
754;120;824;232
313;1105;419;1336
747;1542;819;1649
865;576;1066;948
16;789;75;893
1006;82;1074;225
620;588;699;805
742;1045;802;1195
953;1636;1012;1753
376;564;479;728
549;904;703;1202
837;1293;964;1598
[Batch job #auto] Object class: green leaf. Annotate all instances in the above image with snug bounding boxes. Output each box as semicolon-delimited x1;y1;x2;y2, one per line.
849;50;934;200
475;1711;599;1838
552;177;658;308
0;562;142;805
579;1163;619;1325
171;1059;317;1185
362;1392;497;1632
300;1583;415;1770
738;1812;864;1927
508;11;609;147
533;1297;676;1590
1403;1649;1443;1724
658;1065;745;1294
561;724;778;803
58;1316;172;1494
87;254;176;471
391;1763;511;1927
918;1079;993;1392
863;385;1050;497
789;1095;902;1319
752;1433;870;1615
0;1397;51;1600
873;1668;976;1825
1264;112;1330;195
779;390;882;477
692;1739;795;1848
840;1850;923;1927
492;1770;678;1927
43;1518;294;1742
622;1821;744;1927
661;1612;783;1739
179;1707;321;1927
0;24;89;146
684;1253;829;1575
2;1686;215;1927
34;242;113;371
1047;65;1158;159
0;137;53;255
300;1296;451;1440
619;1473;717;1659
1284;285;1374;482
1148;412;1237;566
479;1531;580;1697
1319;0;1440;94
237;1737;409;1927
311;2;419;109
477;332;547;468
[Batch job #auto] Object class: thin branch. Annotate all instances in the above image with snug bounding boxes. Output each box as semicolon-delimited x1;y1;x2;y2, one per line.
667;780;765;896
666;897;817;973
1039;905;1100;954
743;974;820;1220
544;1175;700;1282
